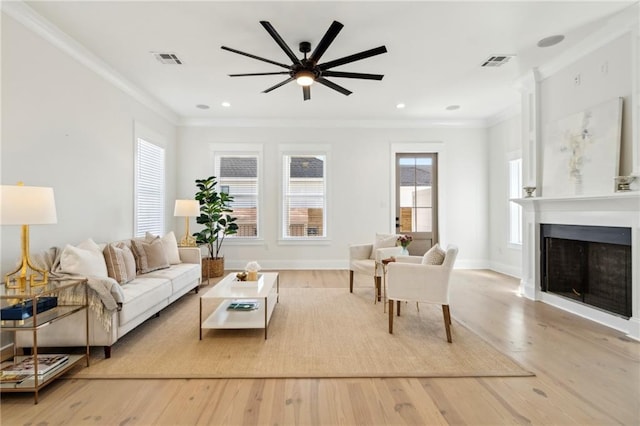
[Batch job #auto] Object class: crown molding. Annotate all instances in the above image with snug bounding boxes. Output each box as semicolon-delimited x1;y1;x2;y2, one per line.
536;3;639;81
2;1;179;125
178;117;489;129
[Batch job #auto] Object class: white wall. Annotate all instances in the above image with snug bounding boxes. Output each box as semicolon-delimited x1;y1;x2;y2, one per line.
1;13;178;275
539;32;634;178
488;114;523;278
177;125;489;270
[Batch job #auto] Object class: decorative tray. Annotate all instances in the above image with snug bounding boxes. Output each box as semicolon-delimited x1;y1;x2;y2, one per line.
1;297;58;321
230;274;263;288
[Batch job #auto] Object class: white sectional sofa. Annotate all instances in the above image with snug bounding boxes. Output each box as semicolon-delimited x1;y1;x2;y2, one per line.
16;235;202;358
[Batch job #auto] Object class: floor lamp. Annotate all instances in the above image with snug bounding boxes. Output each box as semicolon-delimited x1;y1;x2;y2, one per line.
1;183;58;291
174;199;200;247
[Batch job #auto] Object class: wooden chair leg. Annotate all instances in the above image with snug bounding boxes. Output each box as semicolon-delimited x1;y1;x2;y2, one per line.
442;305;452;343
374;276;382;302
388;300;394;333
349;270;354;293
397;300;401;316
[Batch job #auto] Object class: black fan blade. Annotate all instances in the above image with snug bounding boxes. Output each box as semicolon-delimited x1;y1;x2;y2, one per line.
260;21;302;65
322;71;384;80
229;72;291;77
309;21;343;64
319;46;388;71
221;46;290;69
262;77;295;93
303;86;311;101
315;77;352;96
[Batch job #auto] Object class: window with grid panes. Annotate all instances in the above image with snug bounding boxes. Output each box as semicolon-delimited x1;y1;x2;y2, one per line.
215;155;259;238
282;155;326;238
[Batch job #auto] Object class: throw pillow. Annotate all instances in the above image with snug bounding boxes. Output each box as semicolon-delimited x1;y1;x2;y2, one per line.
103;243;137;284
118;243;137;281
146;231;181;265
103;243;128;284
422;243;446;265
60;238;109;277
131;237;170;274
370;233;398;260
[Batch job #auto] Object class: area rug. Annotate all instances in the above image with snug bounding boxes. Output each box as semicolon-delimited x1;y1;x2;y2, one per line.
70;287;533;379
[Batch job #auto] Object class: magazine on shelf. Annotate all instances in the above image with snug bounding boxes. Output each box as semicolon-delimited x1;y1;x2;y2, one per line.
1;354;69;377
0;372;31;384
227;299;260;311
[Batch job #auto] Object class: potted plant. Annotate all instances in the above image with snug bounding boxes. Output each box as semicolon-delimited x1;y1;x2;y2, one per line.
193;176;238;278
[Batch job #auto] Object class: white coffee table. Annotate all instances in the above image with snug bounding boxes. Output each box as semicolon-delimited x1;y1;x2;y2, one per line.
199;272;279;340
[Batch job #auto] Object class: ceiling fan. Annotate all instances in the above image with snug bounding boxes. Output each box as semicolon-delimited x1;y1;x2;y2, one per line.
221;21;387;101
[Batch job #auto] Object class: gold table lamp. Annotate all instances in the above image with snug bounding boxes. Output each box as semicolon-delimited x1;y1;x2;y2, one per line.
1;183;58;290
174;199;200;247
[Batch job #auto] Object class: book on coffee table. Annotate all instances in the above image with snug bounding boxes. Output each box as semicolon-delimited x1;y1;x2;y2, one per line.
227;300;260;311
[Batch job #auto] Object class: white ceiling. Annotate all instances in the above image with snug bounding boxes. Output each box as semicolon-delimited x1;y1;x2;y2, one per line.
17;1;638;123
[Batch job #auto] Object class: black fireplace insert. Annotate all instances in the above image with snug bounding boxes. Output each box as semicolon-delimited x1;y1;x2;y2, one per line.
541;224;632;318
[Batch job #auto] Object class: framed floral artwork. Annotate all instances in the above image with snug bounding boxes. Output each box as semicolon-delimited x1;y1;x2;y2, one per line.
542;97;623;197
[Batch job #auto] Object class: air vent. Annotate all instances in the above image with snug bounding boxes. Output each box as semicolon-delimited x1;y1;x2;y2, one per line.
152;52;183;65
481;55;514;67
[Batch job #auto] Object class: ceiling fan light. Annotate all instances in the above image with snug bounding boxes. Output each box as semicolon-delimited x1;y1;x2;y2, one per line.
296;71;315;86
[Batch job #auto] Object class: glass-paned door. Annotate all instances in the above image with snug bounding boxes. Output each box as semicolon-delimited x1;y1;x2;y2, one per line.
395;153;438;255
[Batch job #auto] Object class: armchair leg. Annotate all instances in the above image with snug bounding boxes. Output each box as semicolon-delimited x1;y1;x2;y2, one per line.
388;300;394;333
442;305;452;343
397;300;401;316
374;276;381;302
349;270;354;293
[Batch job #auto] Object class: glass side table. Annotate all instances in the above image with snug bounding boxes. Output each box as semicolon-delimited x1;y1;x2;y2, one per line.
1;278;89;404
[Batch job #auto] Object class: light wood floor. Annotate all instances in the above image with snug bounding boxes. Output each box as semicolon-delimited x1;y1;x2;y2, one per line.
1;270;638;425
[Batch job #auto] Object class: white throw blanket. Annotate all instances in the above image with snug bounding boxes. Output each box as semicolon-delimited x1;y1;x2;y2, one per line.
32;247;124;331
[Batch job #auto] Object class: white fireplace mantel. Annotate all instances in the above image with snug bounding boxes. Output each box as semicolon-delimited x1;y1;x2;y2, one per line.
513;192;640;340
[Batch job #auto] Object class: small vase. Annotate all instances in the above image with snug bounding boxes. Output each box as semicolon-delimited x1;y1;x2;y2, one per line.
247;271;258;281
401;247;409;256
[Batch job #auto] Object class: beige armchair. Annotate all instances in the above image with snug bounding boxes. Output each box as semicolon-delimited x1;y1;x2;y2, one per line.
349;234;403;301
386;244;458;342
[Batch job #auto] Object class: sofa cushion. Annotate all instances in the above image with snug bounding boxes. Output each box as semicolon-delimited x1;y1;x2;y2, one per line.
144;263;201;294
118;277;172;325
60;238;108;277
103;243;136;284
422;243;446;265
146;231;181;265
370;233;398;260
131;237;170;274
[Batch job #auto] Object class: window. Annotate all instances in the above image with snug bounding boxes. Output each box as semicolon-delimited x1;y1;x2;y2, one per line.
282;154;326;238
508;157;522;245
215;155;259;238
135;138;165;237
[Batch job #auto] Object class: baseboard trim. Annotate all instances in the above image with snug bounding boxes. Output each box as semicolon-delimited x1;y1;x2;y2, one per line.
488;261;522;279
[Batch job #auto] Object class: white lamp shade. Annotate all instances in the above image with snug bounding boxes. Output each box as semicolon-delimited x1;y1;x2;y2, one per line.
0;185;57;225
174;199;200;217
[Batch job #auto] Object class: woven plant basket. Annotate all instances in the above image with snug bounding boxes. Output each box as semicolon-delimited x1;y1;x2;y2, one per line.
203;257;224;278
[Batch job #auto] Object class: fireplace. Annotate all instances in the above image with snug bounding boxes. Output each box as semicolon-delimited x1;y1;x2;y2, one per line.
541;224;632;318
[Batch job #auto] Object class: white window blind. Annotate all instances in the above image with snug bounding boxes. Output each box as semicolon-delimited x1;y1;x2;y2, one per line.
282;155;326;238
215;155;259;238
508;158;522;245
135;138;165;237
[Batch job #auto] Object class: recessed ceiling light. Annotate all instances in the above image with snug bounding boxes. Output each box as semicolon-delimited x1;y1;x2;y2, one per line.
396;103;405;109
196;104;210;110
221;102;231;108
446;105;460;111
537;35;565;48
